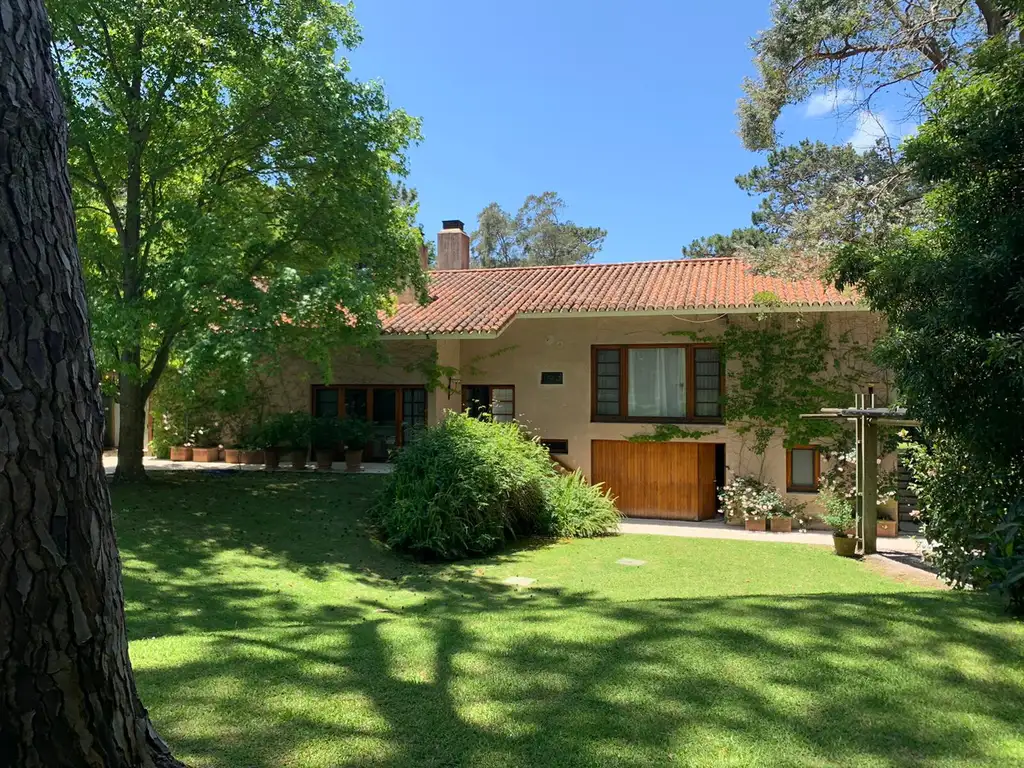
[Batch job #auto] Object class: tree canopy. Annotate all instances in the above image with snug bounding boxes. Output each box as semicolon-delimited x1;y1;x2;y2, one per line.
51;0;426;477
470;192;606;267
833;35;1024;611
684;0;1018;277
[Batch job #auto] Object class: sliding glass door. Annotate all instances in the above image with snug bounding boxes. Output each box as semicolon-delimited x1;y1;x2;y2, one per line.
312;385;426;461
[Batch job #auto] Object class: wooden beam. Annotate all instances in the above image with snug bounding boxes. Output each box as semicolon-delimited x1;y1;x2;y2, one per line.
862;417;878;555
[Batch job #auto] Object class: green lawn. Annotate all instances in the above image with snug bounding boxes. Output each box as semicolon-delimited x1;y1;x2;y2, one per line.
114;474;1024;768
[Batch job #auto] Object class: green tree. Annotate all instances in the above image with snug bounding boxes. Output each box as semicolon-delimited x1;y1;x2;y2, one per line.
471;192;606;267
51;0;426;480
686;1;1018;277
681;227;776;259
833;37;1024;610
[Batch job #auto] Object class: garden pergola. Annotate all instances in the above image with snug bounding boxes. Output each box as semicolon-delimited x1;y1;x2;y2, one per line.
801;393;919;555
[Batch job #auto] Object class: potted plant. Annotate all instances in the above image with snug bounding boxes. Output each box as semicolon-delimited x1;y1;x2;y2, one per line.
311;416;342;470
252;417;284;470
821;490;858;557
237;424;265;465
771;509;793;533
191;425;221;462
275;411;312;470
169;443;192;462
719;476;783;532
341;418;373;472
876;509;899;538
222;442;242;464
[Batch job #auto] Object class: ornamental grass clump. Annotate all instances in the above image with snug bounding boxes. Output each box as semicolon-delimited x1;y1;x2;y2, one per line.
372;412;619;559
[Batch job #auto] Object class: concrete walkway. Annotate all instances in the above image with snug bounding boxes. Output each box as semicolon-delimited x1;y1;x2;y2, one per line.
620;517;923;554
102;455;393;475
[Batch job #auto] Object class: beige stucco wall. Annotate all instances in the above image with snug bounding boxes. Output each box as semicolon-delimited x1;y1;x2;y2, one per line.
267;310;887;523
457;311;886;522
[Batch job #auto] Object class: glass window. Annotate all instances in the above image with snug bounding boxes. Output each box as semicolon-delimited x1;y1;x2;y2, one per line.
694;348;722;418
402;388;427;427
314;388;338;418
490;388;515;422
789;447;819;491
595;349;621;416
344;388;368;419
627;347;685;418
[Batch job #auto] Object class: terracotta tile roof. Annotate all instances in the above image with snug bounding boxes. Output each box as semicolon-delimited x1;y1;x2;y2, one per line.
384;258;860;336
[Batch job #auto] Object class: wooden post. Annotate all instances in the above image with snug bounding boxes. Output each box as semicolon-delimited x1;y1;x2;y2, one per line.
862;416;878;555
854;394;863;545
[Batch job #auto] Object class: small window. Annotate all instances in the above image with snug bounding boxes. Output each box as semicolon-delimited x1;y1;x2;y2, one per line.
540;371;564;385
787;446;820;492
540;439;569;454
464;385;515;423
314;387;339;417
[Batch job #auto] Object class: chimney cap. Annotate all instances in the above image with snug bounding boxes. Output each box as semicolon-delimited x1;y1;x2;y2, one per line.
441;219;465;231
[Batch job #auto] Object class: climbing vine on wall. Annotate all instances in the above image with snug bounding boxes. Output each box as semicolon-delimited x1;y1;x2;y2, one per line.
634;314;875;460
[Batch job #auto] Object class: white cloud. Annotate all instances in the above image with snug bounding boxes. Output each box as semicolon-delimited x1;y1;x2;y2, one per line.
849;110;900;152
804;88;857;117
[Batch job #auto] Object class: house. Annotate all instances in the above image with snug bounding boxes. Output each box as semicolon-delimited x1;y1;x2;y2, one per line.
267;220;884;522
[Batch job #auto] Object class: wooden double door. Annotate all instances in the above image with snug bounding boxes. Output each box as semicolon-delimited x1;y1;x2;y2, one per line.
312;385;427;461
591;440;719;520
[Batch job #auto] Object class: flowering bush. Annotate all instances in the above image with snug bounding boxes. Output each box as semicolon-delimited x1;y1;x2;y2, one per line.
818;448;897;506
719;476;786;522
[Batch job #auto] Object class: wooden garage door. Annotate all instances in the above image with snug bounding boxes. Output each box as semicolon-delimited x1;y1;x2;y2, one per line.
592;441;718;520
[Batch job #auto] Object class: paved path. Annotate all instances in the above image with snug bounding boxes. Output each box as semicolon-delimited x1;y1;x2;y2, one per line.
102;455;393;475
620;517;923;554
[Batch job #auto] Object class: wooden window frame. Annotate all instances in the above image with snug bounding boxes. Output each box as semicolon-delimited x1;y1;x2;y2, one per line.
786;446;821;493
590;344;724;424
462;384;516;422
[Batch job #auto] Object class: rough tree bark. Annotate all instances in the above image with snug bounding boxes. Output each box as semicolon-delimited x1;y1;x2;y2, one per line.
0;0;185;765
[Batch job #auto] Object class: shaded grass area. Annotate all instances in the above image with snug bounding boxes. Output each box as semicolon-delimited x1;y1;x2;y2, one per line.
114;474;1024;767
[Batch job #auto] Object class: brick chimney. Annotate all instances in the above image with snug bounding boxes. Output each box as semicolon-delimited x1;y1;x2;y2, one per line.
437;219;470;270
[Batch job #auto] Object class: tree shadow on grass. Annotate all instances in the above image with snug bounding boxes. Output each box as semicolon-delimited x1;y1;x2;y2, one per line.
114;474;1024;766
134;581;1024;768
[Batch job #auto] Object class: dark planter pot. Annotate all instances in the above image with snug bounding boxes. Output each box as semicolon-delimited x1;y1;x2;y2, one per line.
264;448;280;470
192;447;220;463
289;449;307;470
770;517;793;533
240;449;264;465
744;518;767;532
223;448;242;464
877;520;898;538
315;448;334;470
833;535;858;557
169;446;192;462
345;448;364;472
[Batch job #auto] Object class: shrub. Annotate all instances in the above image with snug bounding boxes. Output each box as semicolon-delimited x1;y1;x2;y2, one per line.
340;418;374;451
372;413;619;560
906;435;1024;615
311;416;343;449
719;476;785;522
537;471;621;539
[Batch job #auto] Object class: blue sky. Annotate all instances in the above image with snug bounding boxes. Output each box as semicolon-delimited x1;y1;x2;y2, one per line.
346;0;910;264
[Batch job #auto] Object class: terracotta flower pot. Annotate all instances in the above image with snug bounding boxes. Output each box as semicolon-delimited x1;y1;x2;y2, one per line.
744;518;767;532
345;448;364;472
192;447;220;462
289;449;307;470
771;516;793;533
223;448;242;464
169;446;192;462
833;535;858;557
876;520;898;538
239;449;264;465
264;448;280;470
315;448;334;470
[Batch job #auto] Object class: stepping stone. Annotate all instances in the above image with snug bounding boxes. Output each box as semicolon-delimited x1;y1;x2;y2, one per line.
502;576;536;587
616;558;647;567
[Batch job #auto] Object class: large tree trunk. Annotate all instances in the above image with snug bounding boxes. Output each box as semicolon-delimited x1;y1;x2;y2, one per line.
0;1;185;765
115;373;149;482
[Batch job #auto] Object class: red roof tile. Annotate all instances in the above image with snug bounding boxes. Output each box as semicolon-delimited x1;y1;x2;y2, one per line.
384;258;860;336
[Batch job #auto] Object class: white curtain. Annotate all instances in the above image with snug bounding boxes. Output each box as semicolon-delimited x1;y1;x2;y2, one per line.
628;348;685;417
